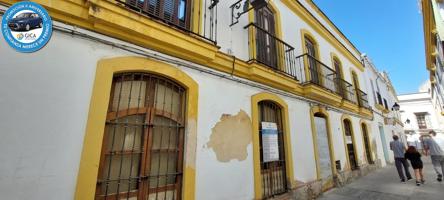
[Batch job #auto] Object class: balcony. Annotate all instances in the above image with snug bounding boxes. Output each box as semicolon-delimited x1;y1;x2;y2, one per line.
357;89;371;109
296;54;340;93
337;78;357;104
244;23;300;79
294;54;343;105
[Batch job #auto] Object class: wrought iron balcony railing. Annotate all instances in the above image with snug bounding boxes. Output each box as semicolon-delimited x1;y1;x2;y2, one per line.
357;89;370;109
116;0;219;44
337;78;357;104
244;23;301;80
296;54;340;94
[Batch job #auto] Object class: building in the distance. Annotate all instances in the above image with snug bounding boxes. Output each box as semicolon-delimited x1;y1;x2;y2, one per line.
362;55;405;163
0;0;403;199
398;81;444;150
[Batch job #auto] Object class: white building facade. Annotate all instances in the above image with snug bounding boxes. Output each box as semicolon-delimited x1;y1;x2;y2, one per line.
0;0;402;200
398;82;444;150
362;56;405;164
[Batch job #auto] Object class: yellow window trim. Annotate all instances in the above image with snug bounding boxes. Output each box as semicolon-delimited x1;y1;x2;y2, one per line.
310;106;336;190
350;70;361;105
359;120;374;164
247;0;285;71
340;114;360;171
74;56;199;200
330;52;345;80
301;29;321;81
192;0;203;34
251;92;295;199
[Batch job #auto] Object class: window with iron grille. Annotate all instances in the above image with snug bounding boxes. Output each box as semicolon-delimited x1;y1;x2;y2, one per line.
124;0;191;30
415;113;427;129
258;101;287;198
96;73;186;200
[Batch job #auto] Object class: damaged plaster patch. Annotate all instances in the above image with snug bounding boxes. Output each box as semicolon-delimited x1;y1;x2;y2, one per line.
207;110;252;162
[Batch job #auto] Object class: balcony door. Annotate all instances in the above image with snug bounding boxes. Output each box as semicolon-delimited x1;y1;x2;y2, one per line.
305;38;320;84
352;73;360;106
344;119;358;170
255;7;278;69
333;59;344;96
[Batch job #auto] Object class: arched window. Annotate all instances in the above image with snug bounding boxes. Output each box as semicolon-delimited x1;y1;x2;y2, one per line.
352;72;362;106
305;36;320;84
333;57;345;96
258;100;287;198
255;6;278;69
96;73;186;200
333;58;342;79
343;119;358;170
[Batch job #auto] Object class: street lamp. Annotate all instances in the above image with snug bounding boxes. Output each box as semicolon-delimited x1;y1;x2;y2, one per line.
405;119;410;124
392;102;400;111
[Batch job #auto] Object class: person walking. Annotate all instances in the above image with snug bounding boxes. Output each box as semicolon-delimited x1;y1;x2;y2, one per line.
423;130;444;182
405;146;424;186
390;135;412;182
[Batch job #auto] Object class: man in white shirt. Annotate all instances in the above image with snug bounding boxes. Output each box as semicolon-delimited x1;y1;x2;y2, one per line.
423;131;444;182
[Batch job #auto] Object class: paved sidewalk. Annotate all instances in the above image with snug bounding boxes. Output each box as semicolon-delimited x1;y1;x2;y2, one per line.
318;158;444;200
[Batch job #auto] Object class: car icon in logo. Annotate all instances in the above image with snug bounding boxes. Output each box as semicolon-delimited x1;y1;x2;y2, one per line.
8;12;43;31
16;33;24;40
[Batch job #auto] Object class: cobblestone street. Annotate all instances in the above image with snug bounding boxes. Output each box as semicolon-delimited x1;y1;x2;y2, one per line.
318;158;444;200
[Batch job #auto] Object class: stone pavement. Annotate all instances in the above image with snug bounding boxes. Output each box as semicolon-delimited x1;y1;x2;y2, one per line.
317;157;444;200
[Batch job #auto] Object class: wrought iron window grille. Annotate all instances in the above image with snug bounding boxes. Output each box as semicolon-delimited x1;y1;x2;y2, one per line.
230;0;268;26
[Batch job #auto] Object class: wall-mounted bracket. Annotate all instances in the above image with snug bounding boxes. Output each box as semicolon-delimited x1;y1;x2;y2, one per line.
230;0;267;27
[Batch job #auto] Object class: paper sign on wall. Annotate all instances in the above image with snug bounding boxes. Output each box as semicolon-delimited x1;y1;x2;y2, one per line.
261;122;279;162
346;136;353;144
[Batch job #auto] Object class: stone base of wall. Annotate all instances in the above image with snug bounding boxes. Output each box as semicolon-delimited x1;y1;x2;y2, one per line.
283;160;382;200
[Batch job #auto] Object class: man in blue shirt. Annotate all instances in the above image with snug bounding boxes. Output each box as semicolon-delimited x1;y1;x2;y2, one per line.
390;135;412;182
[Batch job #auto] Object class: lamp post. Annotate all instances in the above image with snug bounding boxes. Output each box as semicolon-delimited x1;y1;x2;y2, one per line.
392;102;400;111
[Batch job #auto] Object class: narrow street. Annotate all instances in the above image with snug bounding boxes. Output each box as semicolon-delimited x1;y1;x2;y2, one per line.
318;158;444;200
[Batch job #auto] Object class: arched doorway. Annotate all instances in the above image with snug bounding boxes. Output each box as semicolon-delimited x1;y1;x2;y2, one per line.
361;123;374;164
343;119;358;170
258;100;287;198
313;112;335;184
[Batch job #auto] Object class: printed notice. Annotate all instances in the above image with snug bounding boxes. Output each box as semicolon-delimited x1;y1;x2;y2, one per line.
346;136;353;144
261;122;279;162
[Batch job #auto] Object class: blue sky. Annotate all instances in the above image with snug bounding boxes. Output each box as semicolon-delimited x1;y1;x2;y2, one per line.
313;0;427;94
